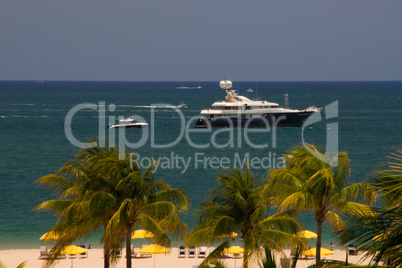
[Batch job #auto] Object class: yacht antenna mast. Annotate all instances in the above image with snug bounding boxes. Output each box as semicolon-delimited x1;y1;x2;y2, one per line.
284;88;289;108
256;81;259;100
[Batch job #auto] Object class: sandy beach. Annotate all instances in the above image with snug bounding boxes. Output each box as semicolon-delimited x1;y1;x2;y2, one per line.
0;247;372;268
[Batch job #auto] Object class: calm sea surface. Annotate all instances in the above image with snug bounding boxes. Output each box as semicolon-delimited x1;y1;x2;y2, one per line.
0;81;401;249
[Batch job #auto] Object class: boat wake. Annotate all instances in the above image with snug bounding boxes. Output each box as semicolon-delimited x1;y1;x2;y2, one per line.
133;105;178;108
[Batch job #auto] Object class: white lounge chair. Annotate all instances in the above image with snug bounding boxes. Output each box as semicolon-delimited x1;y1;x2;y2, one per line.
130;244;138;258
39;245;48;259
198;247;207;258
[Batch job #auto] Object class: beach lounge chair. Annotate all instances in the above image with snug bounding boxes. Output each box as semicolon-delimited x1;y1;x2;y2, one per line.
39;245;48;259
233;253;243;259
130;244;137;258
188;246;195;258
78;245;88;258
198;247;207;258
139;244;152;258
140;252;152;258
69;253;77;259
348;244;356;255
178;246;186;258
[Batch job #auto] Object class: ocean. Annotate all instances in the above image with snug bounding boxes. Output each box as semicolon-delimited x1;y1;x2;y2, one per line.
0;80;401;250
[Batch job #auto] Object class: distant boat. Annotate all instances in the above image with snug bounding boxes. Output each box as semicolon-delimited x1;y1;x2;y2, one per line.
246;88;254;92
177;85;202;89
108;118;148;129
177;85;192;89
177;102;187;108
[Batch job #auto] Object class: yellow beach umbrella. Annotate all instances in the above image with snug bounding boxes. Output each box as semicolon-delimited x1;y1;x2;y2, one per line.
40;231;60;240
61;245;88;268
139;244;170;254
139;244;170;268
224;246;244;254
61;245;88;255
131;229;155;239
302;247;334;256
227;232;238;238
224;246;244;268
296;230;318;239
219;232;238;238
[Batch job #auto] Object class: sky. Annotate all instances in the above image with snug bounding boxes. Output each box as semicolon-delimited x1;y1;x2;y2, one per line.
1;0;402;81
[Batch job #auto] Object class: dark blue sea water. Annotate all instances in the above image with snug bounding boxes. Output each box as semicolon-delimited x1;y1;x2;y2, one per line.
0;80;401;249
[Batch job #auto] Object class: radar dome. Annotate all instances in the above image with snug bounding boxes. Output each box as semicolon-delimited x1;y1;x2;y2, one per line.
219;79;232;90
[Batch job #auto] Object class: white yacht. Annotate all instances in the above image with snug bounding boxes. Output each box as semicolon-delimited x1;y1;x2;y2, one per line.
194;79;319;128
108;118;148;129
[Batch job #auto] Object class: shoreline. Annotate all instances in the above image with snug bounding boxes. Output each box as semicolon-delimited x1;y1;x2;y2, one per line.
0;247;373;268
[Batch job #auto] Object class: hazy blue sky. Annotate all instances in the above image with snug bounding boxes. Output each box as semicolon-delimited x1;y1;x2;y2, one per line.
1;0;401;81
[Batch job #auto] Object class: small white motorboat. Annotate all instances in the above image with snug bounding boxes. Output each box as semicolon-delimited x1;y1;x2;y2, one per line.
108;118;148;129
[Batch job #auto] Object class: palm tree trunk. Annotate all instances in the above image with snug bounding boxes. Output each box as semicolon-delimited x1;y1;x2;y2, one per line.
243;257;248;268
242;235;249;268
104;242;110;268
126;224;132;268
316;218;323;264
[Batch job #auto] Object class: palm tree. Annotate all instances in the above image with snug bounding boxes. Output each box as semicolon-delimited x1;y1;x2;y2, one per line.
188;166;301;268
35;140;190;268
267;143;375;264
370;148;402;207
338;148;402;266
102;156;190;268
35;144;118;267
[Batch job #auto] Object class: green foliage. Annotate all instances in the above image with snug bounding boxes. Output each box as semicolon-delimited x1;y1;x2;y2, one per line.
291;244;302;268
268;143;375;264
307;260;392;268
370;148;402;207
188;165;301;268
259;245;276;268
15;262;27;268
199;259;227;268
34;139;190;268
0;261;27;268
338;148;402;267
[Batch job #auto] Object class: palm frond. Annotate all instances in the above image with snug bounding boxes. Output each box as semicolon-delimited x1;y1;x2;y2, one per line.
325;211;346;231
259;245;277;268
198;241;230;268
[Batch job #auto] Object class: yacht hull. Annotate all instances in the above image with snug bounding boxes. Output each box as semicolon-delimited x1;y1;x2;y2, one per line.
194;111;314;128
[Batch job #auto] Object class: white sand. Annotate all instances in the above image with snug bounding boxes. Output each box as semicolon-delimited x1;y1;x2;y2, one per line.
0;247;372;268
